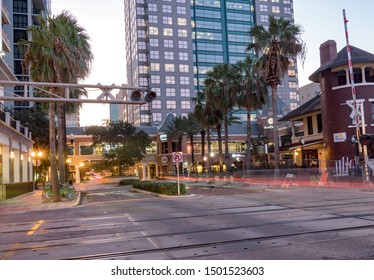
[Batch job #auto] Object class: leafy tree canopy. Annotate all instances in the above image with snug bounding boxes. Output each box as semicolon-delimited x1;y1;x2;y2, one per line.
86;120;152;166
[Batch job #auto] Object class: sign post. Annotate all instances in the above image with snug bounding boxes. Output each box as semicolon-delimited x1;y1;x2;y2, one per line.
172;152;183;195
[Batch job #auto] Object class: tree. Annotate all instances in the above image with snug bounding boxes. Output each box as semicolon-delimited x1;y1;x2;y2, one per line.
184;113;201;173
86;121;152;175
165;116;186;152
236;56;268;169
21;12;93;201
204;64;241;173
247;16;306;170
193;89;226;174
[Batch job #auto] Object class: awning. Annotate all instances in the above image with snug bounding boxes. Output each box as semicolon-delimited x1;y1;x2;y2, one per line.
288;140;324;150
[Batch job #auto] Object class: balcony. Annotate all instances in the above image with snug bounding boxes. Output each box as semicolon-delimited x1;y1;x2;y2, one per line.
2;1;11;24
2;29;11;52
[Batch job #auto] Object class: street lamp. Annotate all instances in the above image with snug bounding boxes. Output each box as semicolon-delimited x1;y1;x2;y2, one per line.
31;151;43;186
69;133;75;145
299;137;305;168
210;152;214;173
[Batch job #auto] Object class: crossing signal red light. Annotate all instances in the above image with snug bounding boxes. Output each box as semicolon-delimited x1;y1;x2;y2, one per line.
130;90;142;101
145;91;157;102
359;134;372;145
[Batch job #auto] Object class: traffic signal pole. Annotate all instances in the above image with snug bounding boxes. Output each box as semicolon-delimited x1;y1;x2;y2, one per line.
360;107;370;181
343;10;370;182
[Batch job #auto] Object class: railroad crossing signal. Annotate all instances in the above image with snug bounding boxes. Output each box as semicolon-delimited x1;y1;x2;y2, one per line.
359;134;372;145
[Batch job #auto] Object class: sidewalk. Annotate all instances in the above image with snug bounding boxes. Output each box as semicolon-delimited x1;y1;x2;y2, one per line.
0;189;81;214
1;177;373;214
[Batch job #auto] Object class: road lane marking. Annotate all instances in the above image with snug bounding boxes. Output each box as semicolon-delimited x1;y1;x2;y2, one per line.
126;214;159;248
1;243;21;260
27;220;44;235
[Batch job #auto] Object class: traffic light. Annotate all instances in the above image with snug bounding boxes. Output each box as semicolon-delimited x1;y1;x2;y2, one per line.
130;90;142;101
359;134;372;145
145;91;157;102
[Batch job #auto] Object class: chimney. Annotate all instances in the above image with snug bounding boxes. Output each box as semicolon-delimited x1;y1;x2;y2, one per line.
319;40;337;66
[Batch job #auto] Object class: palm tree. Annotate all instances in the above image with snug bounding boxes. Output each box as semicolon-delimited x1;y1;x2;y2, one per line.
204;64;241;173
21;12;93;201
192;90;221;174
184;113;201;173
247;16;306;170
236;56;268;169
165;116;186;152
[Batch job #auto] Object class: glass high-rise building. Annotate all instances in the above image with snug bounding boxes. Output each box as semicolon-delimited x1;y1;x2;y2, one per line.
3;0;51;110
124;0;298;126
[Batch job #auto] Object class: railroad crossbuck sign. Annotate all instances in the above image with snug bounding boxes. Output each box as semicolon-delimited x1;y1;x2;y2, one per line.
172;152;183;163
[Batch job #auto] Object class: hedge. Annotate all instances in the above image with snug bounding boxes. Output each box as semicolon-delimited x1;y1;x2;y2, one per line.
133;181;187;195
119;178;140;185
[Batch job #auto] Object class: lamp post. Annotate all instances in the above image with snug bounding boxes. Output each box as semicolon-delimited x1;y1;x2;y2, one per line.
299;137;305;168
203;156;207;173
31;151;43;187
210;152;214;173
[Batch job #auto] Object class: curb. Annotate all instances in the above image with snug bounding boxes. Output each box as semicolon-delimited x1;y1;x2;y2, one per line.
132;187;193;198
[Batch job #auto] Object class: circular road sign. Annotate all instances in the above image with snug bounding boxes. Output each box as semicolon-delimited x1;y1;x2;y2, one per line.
172;152;183;163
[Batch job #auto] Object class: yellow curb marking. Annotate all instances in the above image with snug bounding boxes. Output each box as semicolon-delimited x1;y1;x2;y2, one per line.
27;220;44;235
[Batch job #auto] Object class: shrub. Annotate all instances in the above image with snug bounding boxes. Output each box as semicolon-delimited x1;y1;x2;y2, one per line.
119;178;140;185
133;181;187;195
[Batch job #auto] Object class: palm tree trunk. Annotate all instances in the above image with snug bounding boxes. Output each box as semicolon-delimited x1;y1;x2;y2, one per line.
216;124;224;174
224;112;230;175
57;102;66;183
246;109;252;170
207;126;212;173
201;130;205;173
190;135;195;173
49;101;61;202
272;85;280;171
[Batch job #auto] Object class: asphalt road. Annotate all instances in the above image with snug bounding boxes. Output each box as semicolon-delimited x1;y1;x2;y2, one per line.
1;178;374;260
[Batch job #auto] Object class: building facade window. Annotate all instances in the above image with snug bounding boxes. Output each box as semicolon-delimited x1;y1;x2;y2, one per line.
165;76;175;84
148;15;158;23
166;88;176;96
307;116;313;135
164;51;174;60
149;26;159;35
162;5;172;13
163;28;173;36
150;50;159;59
164;39;173;48
152;113;162;122
180;76;189;85
181;101;190;109
165;64;175;72
150;63;160;71
180;88;190;97
163;16;172;25
166;100;176;109
150;38;159;47
178;41;188;49
179;52;188;61
151;75;160;84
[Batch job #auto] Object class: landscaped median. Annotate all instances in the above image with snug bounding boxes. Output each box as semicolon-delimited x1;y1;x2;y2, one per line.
119;178;187;196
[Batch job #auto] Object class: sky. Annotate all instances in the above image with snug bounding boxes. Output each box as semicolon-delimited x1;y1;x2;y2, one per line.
51;0;374;126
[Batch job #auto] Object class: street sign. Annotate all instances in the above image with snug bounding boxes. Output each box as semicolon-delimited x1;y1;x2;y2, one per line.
172;152;183;163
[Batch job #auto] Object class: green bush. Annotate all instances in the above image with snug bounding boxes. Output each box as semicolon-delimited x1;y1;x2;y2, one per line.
133;181;187;195
119;178;140;185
